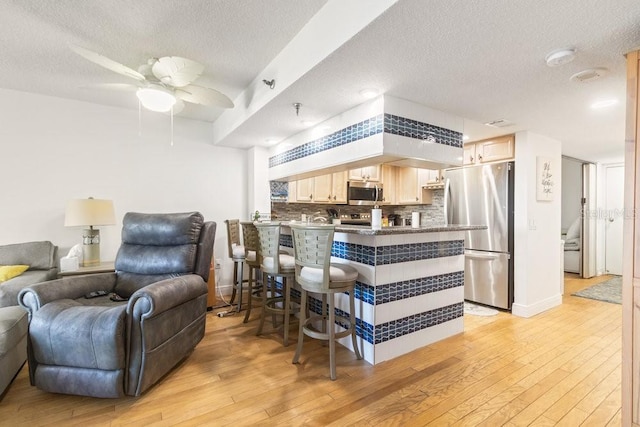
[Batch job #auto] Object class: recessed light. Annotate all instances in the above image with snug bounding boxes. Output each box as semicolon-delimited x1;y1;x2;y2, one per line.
545;48;576;67
591;99;618;109
359;88;380;99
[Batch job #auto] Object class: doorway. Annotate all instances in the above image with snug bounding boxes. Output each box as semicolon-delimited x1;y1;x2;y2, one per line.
604;164;624;275
561;156;596;278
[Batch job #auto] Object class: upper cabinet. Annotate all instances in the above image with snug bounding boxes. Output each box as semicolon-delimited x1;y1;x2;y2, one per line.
293;171;347;204
424;169;445;188
463;134;515;165
395;167;433;205
349;165;381;182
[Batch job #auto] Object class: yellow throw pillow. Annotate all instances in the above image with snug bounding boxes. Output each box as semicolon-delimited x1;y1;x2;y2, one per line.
0;265;30;282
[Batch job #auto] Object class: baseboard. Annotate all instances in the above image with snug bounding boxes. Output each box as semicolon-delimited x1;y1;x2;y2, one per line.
512;294;562;318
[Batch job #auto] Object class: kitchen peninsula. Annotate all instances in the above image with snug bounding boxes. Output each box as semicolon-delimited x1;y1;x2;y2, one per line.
279;223;485;364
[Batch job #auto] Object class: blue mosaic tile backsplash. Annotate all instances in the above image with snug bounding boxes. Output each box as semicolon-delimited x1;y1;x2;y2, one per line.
268;113;463;168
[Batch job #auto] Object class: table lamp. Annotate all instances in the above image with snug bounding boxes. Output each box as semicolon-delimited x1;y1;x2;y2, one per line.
64;197;116;267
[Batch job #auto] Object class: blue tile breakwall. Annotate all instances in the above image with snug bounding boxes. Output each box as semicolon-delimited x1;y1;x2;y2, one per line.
279;236;464;266
268;113;463;168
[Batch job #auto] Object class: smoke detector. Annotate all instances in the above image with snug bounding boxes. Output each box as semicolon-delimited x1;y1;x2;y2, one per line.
570;68;609;83
545;48;576;67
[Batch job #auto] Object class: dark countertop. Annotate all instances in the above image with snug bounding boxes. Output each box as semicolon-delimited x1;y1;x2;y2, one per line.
282;222;486;235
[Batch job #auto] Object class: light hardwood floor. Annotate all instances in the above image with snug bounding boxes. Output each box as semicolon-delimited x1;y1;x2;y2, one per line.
0;274;621;426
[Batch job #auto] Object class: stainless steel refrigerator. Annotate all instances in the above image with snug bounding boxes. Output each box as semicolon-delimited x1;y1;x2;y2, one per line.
444;161;514;310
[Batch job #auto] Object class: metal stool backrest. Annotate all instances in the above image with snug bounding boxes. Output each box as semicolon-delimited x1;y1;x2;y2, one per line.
225;219;242;259
290;224;335;291
255;222;285;275
240;221;260;266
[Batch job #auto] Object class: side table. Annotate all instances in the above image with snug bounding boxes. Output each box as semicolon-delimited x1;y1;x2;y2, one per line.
58;261;115;277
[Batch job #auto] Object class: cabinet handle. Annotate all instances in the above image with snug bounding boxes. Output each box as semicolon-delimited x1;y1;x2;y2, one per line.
470;155;474;162
333;195;336;200
310;194;313;200
328;194;331;199
416;197;419;201
478;154;483;161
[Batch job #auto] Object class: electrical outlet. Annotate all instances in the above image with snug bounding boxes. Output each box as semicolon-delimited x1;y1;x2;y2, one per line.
214;259;222;270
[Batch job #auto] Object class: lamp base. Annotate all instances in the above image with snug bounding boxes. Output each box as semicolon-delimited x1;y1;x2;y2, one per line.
82;228;100;267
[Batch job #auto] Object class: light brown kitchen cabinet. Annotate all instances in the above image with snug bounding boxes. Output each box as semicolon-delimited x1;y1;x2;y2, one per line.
380;165;397;205
293;172;347;204
349;165;380;182
464;134;514;165
396;167;432;205
424;169;445;187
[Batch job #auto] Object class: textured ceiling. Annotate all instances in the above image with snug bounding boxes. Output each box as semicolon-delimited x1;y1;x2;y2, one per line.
1;0;640;162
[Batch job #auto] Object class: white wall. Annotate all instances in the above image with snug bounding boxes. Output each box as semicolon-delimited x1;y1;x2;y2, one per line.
0;88;247;290
512;131;563;318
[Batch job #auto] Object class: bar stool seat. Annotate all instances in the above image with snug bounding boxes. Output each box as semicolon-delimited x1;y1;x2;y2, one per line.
290;224;362;380
255;222;297;346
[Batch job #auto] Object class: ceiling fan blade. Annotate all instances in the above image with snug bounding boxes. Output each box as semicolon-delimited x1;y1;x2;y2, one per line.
78;83;140;92
176;84;234;109
70;44;146;82
152;57;204;88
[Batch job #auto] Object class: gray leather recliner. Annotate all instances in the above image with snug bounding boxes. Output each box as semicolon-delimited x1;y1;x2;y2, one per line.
18;212;216;398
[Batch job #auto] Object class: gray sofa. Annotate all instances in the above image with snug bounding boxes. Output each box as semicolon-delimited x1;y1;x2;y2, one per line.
0;241;58;398
0;241;59;308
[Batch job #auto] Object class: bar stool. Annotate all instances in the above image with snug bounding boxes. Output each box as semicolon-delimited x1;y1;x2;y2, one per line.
289;224;362;380
240;221;262;323
255;222;297;346
225;219;245;310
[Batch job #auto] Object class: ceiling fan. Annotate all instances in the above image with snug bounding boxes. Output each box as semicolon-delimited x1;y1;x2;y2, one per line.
70;45;234;114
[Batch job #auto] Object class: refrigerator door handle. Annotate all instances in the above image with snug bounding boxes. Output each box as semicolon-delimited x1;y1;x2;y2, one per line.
465;250;511;260
444;178;451;226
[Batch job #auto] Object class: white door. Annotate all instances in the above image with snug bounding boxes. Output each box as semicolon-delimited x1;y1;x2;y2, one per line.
605;165;624;275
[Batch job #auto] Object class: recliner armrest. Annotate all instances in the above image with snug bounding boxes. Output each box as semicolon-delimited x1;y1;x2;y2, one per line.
127;274;207;320
18;273;117;315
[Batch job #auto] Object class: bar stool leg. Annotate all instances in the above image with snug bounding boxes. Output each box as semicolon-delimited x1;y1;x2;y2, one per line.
257;271;269;336
293;288;307;364
229;261;238;305
242;265;255;323
283;277;291;346
350;290;362;360
235;261;244;312
329;294;336;380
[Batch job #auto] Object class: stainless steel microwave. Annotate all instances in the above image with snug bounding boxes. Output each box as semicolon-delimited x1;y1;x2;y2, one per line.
347;181;383;206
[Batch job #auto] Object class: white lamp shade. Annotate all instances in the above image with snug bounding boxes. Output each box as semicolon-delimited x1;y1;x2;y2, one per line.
136;88;177;112
65;198;116;227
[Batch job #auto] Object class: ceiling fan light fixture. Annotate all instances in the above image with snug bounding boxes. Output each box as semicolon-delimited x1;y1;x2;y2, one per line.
136;87;177;112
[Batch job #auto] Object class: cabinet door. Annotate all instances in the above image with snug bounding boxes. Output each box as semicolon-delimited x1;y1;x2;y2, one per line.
380;165;397;204
296;178;314;202
331;171;348;204
463;144;476;165
396;167;420;204
362;165;381;182
477;135;514;163
348;165;381;182
313;174;333;203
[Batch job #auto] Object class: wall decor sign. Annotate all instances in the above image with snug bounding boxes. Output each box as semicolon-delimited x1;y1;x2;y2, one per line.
536;156;554;201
